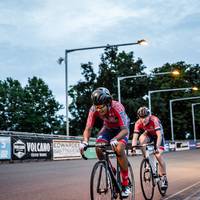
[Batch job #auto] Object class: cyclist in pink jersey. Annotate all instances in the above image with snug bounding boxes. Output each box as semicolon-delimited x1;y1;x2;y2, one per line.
79;87;131;197
131;106;168;190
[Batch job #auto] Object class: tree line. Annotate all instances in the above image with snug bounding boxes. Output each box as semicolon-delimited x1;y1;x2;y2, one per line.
1;47;200;140
0;77;65;134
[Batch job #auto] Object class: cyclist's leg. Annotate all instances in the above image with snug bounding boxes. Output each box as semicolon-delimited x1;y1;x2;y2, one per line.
113;132;128;173
95;126;112;160
153;134;168;189
154;135;166;176
115;137;132;196
116;141;128;182
139;131;150;156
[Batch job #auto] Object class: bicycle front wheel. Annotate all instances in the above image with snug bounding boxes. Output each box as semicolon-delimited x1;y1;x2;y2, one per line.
90;161;114;200
127;161;135;200
140;159;155;200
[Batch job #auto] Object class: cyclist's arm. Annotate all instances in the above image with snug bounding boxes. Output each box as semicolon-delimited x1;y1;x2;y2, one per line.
83;126;92;143
132;132;139;146
132;120;141;147
83;107;96;142
155;129;162;149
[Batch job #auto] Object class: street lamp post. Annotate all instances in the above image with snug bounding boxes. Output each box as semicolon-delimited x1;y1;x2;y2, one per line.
191;103;200;142
148;87;195;114
117;70;180;103
60;39;147;136
117;74;146;103
169;96;200;142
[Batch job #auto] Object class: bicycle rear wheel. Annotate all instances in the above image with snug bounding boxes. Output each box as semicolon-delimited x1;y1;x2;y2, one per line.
90;161;114;200
140;159;155;200
127;161;135;200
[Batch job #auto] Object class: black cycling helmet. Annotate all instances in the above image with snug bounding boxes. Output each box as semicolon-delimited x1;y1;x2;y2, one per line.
91;87;112;105
137;106;150;118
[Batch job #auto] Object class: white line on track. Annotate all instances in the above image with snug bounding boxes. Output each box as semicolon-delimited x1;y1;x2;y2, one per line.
164;181;200;200
182;189;200;200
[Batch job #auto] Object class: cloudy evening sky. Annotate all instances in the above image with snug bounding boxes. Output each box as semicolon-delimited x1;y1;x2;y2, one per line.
0;0;200;116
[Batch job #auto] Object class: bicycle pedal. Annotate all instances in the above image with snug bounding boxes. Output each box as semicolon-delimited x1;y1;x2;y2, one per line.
112;193;118;199
153;173;158;178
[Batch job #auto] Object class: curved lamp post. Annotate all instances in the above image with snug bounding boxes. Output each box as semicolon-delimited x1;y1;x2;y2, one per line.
148;86;196;114
169;95;200;142
117;69;180;103
58;39;147;136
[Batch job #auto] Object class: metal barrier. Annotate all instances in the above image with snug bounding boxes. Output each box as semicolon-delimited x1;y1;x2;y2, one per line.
0;131;199;162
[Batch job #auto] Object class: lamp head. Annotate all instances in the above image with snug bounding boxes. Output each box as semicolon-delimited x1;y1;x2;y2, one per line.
137;39;148;46
192;86;198;91
171;69;180;76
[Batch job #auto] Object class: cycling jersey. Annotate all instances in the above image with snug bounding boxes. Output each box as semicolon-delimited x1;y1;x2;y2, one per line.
86;100;130;129
134;115;163;136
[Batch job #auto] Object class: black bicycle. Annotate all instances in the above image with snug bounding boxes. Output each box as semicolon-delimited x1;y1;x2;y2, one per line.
133;143;167;200
82;143;135;200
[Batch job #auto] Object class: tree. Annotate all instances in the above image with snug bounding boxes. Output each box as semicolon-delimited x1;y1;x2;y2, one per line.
0;78;24;130
69;47;147;136
149;62;200;140
68;62;96;135
68;48;200;141
0;77;64;134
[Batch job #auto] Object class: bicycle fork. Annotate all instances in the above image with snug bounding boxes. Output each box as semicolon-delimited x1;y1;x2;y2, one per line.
108;161;123;199
149;157;160;185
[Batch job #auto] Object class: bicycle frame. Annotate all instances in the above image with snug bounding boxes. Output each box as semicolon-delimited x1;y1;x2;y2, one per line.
144;145;159;182
83;143;123;199
105;150;123;196
135;143;159;180
132;143;167;199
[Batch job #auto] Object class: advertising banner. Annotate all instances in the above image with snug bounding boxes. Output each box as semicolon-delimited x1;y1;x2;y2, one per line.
164;142;170;152
12;136;52;160
189;140;196;149
84;141;97;159
175;141;190;151
53;140;81;160
0;136;11;160
169;142;176;151
196;142;200;149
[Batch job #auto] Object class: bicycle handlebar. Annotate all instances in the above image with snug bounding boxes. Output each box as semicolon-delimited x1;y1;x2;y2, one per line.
131;142;160;156
81;142;156;160
129;142;155;149
82;154;88;160
81;143;112;160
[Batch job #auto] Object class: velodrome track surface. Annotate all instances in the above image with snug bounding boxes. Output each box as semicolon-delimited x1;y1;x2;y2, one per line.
0;149;200;200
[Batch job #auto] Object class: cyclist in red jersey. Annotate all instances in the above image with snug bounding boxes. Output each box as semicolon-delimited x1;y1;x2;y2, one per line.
79;87;131;197
131;106;168;190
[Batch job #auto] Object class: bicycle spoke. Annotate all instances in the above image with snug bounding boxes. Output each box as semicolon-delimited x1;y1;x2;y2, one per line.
140;159;154;200
126;162;135;200
90;162;113;200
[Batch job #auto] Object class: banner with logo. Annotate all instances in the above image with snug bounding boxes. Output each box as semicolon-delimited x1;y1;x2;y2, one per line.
189;140;196;149
168;142;176;151
0;136;11;160
53;140;81;160
12;136;52;160
175;141;190;151
196;142;200;149
84;140;97;159
164;142;170;152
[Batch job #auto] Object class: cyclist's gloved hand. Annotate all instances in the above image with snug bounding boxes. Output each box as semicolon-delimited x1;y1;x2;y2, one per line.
79;141;88;154
110;138;118;148
131;147;136;156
